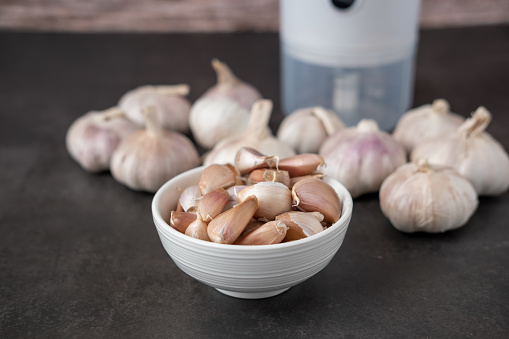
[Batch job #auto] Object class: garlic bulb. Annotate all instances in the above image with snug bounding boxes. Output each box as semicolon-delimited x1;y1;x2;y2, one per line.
66;107;139;172
110;106;200;192
393;99;464;153
411;107;509;196
189;59;262;149
380;159;478;233
204;99;296;166
118;84;191;133
319;119;406;198
277;106;344;153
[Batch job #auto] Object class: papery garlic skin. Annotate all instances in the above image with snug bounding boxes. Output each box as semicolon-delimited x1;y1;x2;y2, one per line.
392;99;464;153
204;99;295;166
118;84;191;133
411;107;509;196
277;107;344;154
110;107;200;193
189;59;262;149
319;119;406;198
66;107;139;172
380;159;478;233
189;97;249;149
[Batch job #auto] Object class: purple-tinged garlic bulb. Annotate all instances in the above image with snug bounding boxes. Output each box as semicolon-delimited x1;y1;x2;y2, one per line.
319;119;405;198
66;107;139;172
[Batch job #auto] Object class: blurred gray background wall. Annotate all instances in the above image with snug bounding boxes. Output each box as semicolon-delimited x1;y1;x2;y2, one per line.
0;0;508;32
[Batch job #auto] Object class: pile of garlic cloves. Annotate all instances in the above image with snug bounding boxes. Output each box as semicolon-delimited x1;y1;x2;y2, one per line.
170;147;342;245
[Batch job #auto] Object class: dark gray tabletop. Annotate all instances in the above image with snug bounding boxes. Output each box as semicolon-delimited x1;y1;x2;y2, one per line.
1;27;508;338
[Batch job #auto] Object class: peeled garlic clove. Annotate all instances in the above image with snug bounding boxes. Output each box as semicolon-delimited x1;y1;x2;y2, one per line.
178;184;202;212
319;119;406;198
198;164;237;195
234;147;279;176
292;178;342;223
278;154;325;177
189;59;262;149
234;220;288;245
236;182;293;220
185;216;211;241
276;211;325;241
170;211;197;233
118;84;191;133
110;106;200;192
393;99;464;154
277;106;344;154
411;107;509;196
380;159;478;233
66;107;139;172
197;188;230;222
207;195;259;244
204;99;296;166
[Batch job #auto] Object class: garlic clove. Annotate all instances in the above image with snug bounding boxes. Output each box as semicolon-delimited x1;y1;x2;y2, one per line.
170;211;197;233
380;158;479;233
411;107;509;196
207;195;259;244
178;184;202;212
291;178;342;223
247;169;291;188
203;99;296;166
197;188;230;222
110;106;200;192
239;219;265;237
275;211;325;242
319;119;406;198
118;84;191;133
277;153;325;177
66;107;139;172
277;106;345;154
234;147;279;176
198;164;237;195
236;182;293;220
234;220;288;245
185;216;211;241
393;99;464;154
289;174;324;188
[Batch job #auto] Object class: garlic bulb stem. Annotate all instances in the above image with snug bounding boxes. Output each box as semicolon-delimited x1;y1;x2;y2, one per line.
143;106;163;138
211;59;238;86
357;119;379;133
247;100;272;139
311;107;341;136
431;99;449;114
458;106;491;138
152;84;190;96
101;106;125;120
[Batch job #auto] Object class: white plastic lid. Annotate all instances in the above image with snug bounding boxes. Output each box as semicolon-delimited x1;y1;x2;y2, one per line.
280;0;421;67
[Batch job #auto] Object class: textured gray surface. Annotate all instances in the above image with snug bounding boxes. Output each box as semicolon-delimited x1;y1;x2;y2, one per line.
1;28;508;337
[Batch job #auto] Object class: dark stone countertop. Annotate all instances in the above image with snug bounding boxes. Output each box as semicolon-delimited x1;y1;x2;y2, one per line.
1;27;508;338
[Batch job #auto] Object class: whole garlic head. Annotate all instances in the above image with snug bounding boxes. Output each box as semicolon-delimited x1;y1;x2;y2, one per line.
393;99;464;153
380;159;479;233
110;106;200;193
277;106;345;154
66;107;139;172
118;84;191;133
189;59;262;149
203;99;296;166
411;107;509;196
319;119;406;198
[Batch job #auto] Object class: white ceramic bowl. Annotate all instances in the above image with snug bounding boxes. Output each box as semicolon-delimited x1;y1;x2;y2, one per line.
152;166;353;299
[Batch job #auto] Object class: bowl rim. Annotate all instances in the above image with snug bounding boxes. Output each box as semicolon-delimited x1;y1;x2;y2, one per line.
152;166;353;251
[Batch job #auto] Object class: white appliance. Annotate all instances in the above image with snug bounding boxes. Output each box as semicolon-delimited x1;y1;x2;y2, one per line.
280;0;421;130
